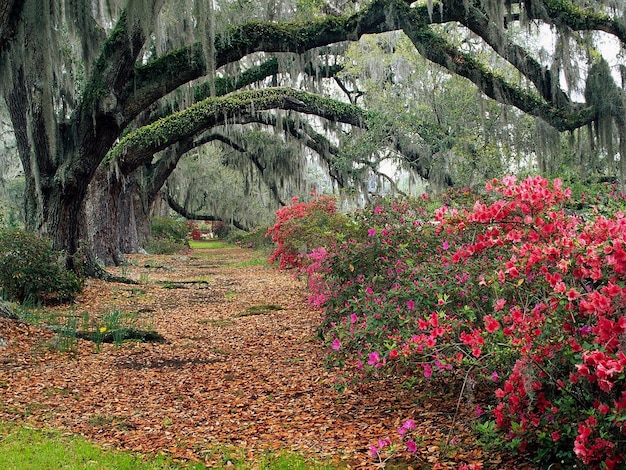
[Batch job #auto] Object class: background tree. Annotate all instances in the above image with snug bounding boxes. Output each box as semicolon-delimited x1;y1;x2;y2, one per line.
0;0;624;273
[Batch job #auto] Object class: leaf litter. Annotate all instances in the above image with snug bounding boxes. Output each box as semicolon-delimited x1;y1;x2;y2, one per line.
0;245;532;469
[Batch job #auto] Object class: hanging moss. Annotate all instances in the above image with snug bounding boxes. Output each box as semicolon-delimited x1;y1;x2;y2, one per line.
543;0;611;29
107;87;368;171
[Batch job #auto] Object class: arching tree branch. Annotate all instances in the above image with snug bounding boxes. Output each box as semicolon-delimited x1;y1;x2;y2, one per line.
111;87;367;175
165;191;249;231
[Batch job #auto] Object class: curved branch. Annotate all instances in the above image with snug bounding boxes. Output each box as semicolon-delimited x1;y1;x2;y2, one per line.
527;0;626;44
110;87;367;175
398;20;593;131
446;0;572;109
165;192;249;231
67;3;161;191
125;0;609;135
125;0;392;114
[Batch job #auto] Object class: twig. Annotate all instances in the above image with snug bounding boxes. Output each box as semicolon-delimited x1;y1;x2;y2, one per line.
445;366;474;448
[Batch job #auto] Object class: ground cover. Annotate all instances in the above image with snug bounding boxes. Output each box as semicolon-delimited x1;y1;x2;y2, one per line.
0;242;530;468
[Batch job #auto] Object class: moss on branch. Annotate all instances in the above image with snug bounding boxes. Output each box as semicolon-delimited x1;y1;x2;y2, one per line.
108;87;367;172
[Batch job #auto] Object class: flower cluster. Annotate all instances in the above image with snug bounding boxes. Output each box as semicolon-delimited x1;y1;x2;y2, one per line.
265;195;341;269
268;177;626;467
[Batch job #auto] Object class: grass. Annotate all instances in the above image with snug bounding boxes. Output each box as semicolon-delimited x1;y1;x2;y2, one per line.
0;421;342;469
229;258;268;267
188;240;230;250
236;304;283;317
0;421;203;469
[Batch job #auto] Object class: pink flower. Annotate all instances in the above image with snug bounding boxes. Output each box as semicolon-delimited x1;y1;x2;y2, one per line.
331;338;341;351
402;419;416;430
350;313;358;324
407;299;415;310
369;444;378;457
368;351;381;366
368;228;377;237
406;440;417;452
423;363;432;377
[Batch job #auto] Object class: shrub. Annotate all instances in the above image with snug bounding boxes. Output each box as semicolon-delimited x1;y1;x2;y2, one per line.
148;217;189;254
291;177;626;468
0;229;82;304
186;221;202;240
212;221;230;239
228;227;275;251
266;195;355;269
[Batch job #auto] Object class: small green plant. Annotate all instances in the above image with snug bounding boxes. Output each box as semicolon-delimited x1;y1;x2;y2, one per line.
236;304;283;317
48;315;79;353
231;257;267;267
0;229;83;304
227;227;275;251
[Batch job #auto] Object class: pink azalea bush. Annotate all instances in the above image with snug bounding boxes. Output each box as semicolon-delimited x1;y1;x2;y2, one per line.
266;194;347;270
268;177;626;468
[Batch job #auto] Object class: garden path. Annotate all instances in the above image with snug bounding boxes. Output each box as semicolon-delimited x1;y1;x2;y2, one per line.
0;243;529;469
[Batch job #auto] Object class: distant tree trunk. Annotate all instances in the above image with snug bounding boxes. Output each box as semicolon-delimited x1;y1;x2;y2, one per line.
119;173;145;255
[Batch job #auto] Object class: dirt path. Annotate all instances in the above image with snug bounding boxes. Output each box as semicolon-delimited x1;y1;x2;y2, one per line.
0;244;522;469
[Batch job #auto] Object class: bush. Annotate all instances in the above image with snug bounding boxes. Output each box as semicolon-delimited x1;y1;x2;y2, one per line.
148;217;189;254
266;195;356;269
0;229;83;304
288;177;626;468
228;227;275;251
212;221;230;239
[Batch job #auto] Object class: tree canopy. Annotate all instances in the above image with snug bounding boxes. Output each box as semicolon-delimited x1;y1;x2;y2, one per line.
0;0;624;269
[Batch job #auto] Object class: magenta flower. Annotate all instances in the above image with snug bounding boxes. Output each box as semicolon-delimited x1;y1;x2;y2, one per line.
331;338;341;351
402;418;416;430
369;444;378;457
406;440;417;452
368;227;377;237
368;351;381;366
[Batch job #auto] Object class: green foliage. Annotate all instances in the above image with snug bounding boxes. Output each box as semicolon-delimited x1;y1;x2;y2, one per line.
0;229;83;304
228;227;275;252
0;177;25;229
148;216;189;254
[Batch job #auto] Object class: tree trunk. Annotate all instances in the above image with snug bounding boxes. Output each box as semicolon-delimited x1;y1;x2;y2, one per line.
85;166;126;267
